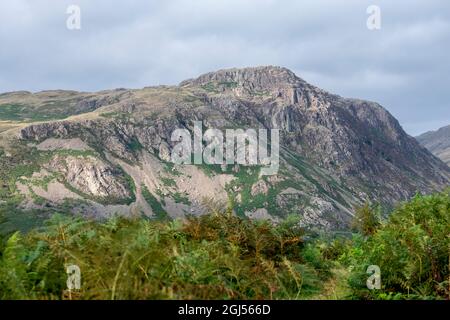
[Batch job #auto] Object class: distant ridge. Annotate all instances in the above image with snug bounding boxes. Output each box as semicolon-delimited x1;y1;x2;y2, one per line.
416;124;450;166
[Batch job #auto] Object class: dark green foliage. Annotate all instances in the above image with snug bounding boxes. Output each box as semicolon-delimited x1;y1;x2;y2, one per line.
201;82;220;93
0;142;51;203
351;202;381;236
172;192;191;205
0;104;33;121
222;166;263;217
218;81;238;89
0;213;328;300
0;184;448;300
122;172;136;204
141;185;169;220
127;137;143;152
160;177;176;187
343;189;450;300
0;101;89;122
0;140;136;208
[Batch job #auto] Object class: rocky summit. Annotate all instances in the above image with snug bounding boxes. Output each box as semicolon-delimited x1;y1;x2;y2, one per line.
1;66;449;229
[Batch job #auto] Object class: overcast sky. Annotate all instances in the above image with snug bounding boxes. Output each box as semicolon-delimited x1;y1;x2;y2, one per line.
0;0;449;135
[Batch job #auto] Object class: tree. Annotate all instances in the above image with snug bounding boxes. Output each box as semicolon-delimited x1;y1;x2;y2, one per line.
351;202;381;236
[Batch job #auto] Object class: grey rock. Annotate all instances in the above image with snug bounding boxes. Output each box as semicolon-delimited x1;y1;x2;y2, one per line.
416;125;450;166
12;66;450;229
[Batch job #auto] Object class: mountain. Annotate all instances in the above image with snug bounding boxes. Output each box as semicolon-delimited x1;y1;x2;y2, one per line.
1;66;449;230
416;125;450;166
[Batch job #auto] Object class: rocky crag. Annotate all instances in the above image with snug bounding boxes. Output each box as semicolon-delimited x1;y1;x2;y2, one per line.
1;66;449;229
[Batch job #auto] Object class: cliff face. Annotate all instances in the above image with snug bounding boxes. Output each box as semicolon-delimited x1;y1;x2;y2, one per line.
416;125;450;166
2;66;449;229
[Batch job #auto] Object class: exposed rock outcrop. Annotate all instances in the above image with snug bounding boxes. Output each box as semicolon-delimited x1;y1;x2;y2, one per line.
4;66;449;229
47;155;131;200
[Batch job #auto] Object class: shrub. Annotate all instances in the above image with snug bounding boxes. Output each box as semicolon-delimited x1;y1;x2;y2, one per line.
346;189;450;300
351;202;381;236
0;213;326;300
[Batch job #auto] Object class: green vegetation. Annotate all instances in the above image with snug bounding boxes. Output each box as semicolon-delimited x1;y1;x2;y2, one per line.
350;202;381;236
160;177;176;188
202;151;354;220
342;190;450;300
225;166;264;217
0;210;49;236
141;185;169;220
196;163;269;216
0;104;35;121
157;176;190;205
122;172;136;204
0;141;135;210
0;142;98;203
0;142;52;204
164;162;182;176
29;173;59;191
201;82;220;93
218;81;238;89
0;188;448;300
172;192;191;205
0;212;328;299
127;137;143;152
0;101;86;122
216;164;303;218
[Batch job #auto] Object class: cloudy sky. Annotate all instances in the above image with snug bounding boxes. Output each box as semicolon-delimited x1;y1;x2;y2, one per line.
0;0;449;135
